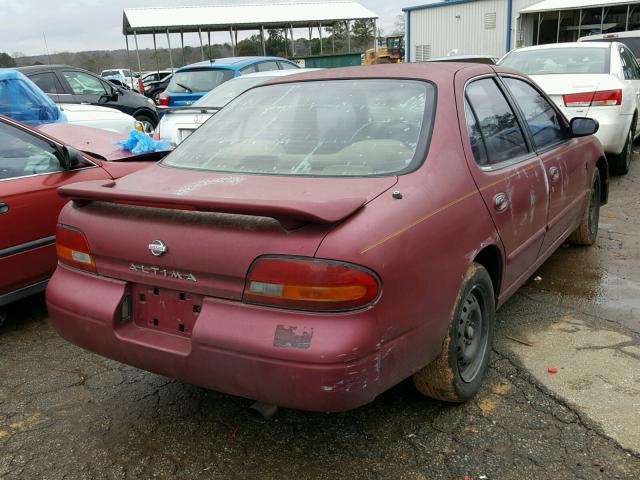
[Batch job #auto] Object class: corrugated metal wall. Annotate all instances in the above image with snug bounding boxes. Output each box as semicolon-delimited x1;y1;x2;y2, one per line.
407;0;544;61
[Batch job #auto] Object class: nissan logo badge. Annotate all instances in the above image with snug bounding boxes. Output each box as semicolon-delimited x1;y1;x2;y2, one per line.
148;239;167;257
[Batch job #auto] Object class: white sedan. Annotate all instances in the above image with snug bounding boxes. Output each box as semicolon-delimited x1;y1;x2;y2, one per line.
155;69;318;146
499;42;640;174
59;103;139;137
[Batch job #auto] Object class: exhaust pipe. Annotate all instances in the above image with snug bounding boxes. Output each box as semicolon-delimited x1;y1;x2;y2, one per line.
249;401;278;420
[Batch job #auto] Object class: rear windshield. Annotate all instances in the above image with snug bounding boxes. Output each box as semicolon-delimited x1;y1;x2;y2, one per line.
193;76;272;108
167;69;233;93
101;70;117;77
500;47;610;74
582;37;640;58
162;79;434;177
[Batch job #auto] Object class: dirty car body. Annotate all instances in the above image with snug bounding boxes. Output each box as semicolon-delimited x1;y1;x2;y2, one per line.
0;116;167;308
46;64;607;411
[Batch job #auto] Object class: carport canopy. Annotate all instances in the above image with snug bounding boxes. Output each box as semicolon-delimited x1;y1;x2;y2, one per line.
521;0;631;13
122;1;379;73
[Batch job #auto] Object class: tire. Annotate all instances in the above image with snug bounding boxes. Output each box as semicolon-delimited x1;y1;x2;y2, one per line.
568;168;601;246
0;311;5;328
413;263;495;402
134;114;156;135
152;90;163;105
609;125;633;175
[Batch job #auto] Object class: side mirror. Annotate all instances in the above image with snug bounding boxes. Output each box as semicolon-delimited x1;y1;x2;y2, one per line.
570;117;599;137
59;146;87;170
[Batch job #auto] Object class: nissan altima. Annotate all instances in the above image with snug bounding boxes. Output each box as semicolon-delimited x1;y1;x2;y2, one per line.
46;64;607;411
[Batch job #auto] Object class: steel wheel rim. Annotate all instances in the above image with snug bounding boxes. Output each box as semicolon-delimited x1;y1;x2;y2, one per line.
455;286;488;383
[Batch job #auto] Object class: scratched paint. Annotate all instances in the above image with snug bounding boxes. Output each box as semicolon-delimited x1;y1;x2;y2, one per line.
273;325;313;349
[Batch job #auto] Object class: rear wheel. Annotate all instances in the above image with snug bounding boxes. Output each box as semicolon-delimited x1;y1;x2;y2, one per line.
609;124;633;175
413;263;495;402
568;168;601;246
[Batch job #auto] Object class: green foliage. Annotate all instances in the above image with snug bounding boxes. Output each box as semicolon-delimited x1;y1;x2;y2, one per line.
0;52;16;68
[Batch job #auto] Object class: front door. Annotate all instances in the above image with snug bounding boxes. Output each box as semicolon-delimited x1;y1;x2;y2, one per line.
460;75;549;292
59;70;112;106
0;121;108;299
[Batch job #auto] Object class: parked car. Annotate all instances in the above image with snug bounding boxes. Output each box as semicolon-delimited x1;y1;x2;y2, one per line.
499;42;640;174
427;55;497;64
140;70;172;86
0;115;168;313
16;65;160;134
47;63;607;412
145;74;172;104
0;68;139;136
156;69;319;146
579;30;640;59
101;69;142;92
157;56;299;107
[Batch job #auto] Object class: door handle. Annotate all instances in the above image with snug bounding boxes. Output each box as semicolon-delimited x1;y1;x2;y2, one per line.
493;193;509;212
0;201;8;214
549;166;560;182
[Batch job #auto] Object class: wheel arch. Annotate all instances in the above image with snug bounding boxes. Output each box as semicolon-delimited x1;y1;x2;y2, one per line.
596;156;609;205
472;245;502;300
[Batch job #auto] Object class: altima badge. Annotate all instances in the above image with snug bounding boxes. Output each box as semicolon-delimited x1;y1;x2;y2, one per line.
148;239;167;257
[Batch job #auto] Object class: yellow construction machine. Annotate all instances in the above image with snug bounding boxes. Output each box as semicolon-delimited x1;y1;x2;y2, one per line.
363;36;405;65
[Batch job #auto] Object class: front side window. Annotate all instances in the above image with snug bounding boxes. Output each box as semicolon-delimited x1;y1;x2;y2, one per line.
257;61;279;72
163;79;434;176
167;69;233;93
278;61;299;70
465;78;528;166
500;47;610;75
0;122;63;180
63;71;108;95
620;47;639;79
503;77;565;150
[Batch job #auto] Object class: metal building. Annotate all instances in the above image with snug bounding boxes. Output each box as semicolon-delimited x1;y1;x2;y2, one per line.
403;0;640;61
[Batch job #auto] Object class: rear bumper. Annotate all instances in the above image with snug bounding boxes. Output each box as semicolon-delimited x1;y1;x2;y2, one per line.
46;266;393;412
561;105;631;154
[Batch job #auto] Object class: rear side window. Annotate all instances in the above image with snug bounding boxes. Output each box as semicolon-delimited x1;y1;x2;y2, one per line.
257;61;279;72
278;61;299;70
465;78;528;166
620;47;640;79
240;64;258;74
167;69;233;93
28;72;64;94
502;77;565;150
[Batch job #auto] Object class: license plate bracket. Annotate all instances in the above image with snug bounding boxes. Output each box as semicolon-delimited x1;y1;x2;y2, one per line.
131;284;202;337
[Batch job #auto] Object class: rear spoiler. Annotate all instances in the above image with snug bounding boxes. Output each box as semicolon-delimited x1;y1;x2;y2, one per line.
59;180;366;227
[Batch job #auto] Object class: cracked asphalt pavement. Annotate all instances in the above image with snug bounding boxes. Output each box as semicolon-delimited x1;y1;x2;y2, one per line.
1;154;640;479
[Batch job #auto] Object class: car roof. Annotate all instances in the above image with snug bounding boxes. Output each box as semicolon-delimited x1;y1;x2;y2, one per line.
509;42;613;53
176;56;294;72
16;64;92;73
260;62;493;86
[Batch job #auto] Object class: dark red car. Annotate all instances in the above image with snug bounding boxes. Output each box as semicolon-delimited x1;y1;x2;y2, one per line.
0;116;166;313
46;64;607;411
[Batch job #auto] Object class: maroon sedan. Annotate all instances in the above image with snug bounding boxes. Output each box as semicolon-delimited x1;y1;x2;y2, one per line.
0;116;167;315
46;64;607;411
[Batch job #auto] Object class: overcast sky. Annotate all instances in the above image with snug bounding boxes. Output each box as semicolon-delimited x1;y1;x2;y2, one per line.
0;0;410;57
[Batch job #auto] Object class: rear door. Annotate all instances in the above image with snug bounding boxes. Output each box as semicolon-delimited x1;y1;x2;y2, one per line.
0;120;109;299
460;75;549;292
500;75;587;256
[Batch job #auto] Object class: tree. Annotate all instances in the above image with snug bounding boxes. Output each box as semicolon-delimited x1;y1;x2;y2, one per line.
0;52;16;68
352;19;374;50
392;14;406;36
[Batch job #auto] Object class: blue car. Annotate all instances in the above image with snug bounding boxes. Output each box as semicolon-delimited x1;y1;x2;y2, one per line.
158;56;299;107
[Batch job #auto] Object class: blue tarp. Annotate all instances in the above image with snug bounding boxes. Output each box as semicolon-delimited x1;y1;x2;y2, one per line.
0;69;66;125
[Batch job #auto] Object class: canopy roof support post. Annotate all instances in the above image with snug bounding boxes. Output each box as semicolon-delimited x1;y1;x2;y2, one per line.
536;12;541;45
133;30;142;75
309;26;313;56
319;23;323;55
373;18;378;56
626;4;630;31
290;24;295;56
208;31;212;59
346;20;351;53
152;32;159;75
260;25;266;56
166;29;174;73
332;25;335;53
556;11;561;43
198;28;205;61
124;35;132;74
235;29;238;53
283;27;288;57
601;7;604;33
229;27;235;55
180;29;185;66
578;9;583;38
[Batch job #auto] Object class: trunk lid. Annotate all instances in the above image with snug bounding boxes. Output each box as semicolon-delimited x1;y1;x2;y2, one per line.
60;165;396;300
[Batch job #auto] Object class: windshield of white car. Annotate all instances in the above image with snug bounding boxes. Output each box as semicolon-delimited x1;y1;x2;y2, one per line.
162;79;434;177
500;47;610;74
193;76;273;108
167;69;234;93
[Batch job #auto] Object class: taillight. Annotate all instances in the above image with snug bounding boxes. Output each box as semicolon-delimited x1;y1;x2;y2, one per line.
243;256;380;312
56;224;96;273
158;93;169;106
563;89;622;107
